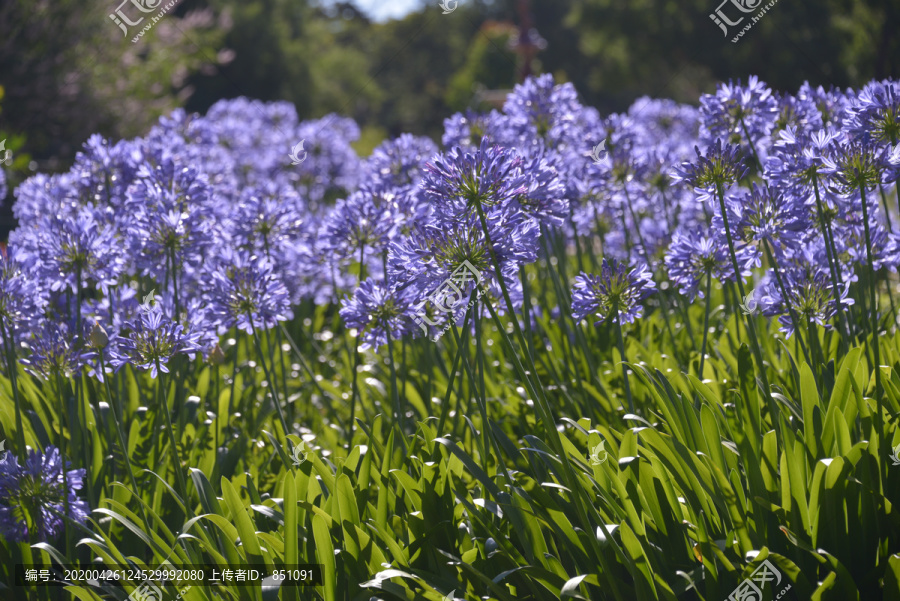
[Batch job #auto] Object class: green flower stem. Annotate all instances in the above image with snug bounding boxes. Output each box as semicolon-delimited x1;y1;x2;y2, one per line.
812;176;852;348
622;186;684;360
99;351;152;533
384;322;407;454
538;231;609;406
472;194;630;595
348;243;366;440
471;198;531;364
246;313;290;444
75;265;82;344
470;298;492;472
277;323;330;402
569;211;586;274
807;320;826;374
381;249;406;441
473;297;519;497
213;363;219;458
227;338;239;421
739;117;762;172
879;186;900;325
519;265;535;363
858;184;884;435
676;293;697;348
481;297;629;598
715;183;781;444
762;239;811;367
262;325;287;424
155;362;192;518
612;300;634;414
698;269;713;387
51;372;72;558
170;247;181;320
262;237;293;427
437;299;475;436
879;184;894;231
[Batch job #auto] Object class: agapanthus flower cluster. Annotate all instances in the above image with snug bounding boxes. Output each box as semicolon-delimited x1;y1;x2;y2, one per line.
20;322;95;380
700;76;778;154
339;278;421;350
572;260;656;326
109;303;202;377
0;446;90;542
1;74;899;558
0;73;895;363
205;250;292;334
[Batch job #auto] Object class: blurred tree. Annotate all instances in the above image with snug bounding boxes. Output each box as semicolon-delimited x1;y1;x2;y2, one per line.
0;0;110;166
446;22;519;111
363;3;485;138
186;0;378;126
92;4;228;139
566;0;898;111
1;0;896;193
0;0;225;236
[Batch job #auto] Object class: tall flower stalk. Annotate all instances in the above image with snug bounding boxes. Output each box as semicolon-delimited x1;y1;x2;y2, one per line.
715;180;779;434
858;184;883;425
571;260;656;413
674;141;781;441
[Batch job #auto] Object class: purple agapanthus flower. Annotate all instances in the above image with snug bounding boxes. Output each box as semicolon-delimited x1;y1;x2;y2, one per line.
422;139;528;222
797;82;852;129
700;76;778;154
512;152;568;228
502;73;590;147
442;110;506;149
389;211;538;310
0;446;90;542
672;139;750;193
0;249;47;344
11;172;82;225
765;126;841;192
109;303;202;377
16;207;124;294
20;322;96;380
731;184;809;254
571;260;656;326
339;278;421;349
204;250;292;335
364;134;438;189
760;246;855;337
231;185;305;258
845;80;900;147
664;229;729;300
124;157;217;282
771;91;824;140
321;189;400;260
820;135;900;193
71;134;142;210
290;115;362;207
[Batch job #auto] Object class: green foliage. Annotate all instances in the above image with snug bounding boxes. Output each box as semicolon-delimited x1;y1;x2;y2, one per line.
2;261;900;599
446;23;519;112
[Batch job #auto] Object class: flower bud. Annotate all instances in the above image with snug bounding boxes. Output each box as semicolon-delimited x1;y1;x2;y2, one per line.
89;323;109;349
